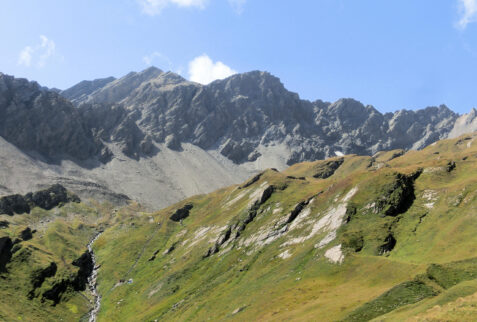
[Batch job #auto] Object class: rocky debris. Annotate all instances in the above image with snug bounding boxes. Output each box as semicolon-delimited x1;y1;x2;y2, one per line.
20;227;33;241
29;262;58;299
170;204;194;222
53;177;130;206
0;236;13;272
378;234;397;255
312;158;344;179
0;194;30;215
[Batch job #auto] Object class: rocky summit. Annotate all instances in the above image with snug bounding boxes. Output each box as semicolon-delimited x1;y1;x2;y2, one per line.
0;68;471;209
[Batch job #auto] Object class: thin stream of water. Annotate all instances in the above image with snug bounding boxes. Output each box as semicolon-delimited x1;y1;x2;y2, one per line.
87;232;102;322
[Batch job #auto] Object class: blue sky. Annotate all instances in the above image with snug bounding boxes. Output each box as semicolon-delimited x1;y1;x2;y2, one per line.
1;0;477;113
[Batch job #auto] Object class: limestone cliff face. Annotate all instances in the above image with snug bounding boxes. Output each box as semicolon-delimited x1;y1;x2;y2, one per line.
0;73;108;162
448;108;477;139
66;67;459;165
60;76;116;105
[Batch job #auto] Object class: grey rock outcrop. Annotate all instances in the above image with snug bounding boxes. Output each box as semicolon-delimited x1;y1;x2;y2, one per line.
0;73;107;162
448;108;477;139
60;76;115;104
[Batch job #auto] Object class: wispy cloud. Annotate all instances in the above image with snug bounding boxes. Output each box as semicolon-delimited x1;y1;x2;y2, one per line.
17;35;57;68
228;0;246;14
137;0;208;15
188;54;236;84
143;51;173;68
18;46;33;67
456;0;477;30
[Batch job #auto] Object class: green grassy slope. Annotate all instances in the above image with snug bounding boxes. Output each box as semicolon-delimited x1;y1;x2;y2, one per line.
0;200;118;321
1;133;476;321
90;133;477;321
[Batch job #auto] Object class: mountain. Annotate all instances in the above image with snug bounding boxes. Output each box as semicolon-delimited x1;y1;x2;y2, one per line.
68;67;458;165
0;68;470;209
1;133;476;321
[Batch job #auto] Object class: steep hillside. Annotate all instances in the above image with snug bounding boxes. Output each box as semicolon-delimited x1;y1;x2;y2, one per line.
1;133;476;321
0;185;111;321
84;133;476;321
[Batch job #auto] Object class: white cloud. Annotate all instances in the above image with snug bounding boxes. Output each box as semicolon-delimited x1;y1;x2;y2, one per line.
188;54;237;84
18;46;33;67
38;35;56;68
17;35;57;68
143;51;173;69
138;0;208;15
228;0;246;14
457;0;477;29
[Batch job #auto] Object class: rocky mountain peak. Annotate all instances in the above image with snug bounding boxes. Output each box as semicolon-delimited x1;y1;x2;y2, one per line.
448;107;477;138
208;70;295;100
79;66;165;105
60;76;116;104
